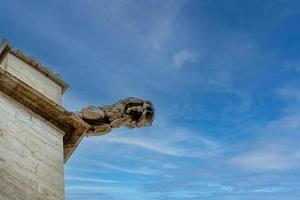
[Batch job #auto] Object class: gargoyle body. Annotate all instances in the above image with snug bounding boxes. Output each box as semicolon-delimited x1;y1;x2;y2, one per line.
76;97;155;136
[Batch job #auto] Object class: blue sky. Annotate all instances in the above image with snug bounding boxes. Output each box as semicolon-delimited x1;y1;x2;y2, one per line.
1;0;300;199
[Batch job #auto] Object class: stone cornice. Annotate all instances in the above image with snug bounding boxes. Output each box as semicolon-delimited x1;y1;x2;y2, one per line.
0;65;90;163
0;40;91;163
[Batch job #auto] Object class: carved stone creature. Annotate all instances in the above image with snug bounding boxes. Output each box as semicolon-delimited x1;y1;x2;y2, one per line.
76;97;155;136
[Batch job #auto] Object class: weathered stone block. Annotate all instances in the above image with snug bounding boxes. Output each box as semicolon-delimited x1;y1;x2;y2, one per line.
0;93;65;199
0;53;65;104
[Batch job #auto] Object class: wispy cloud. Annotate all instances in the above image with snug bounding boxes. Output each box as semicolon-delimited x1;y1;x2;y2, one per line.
98;127;220;158
229;110;300;172
142;179;291;197
83;0;188;50
229;150;300;172
172;49;197;69
100;136;185;156
66;185;136;194
65;175;119;183
95;160;159;176
66;192;124;200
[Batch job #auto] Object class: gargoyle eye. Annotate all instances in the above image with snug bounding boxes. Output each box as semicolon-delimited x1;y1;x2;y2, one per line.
145;106;152;111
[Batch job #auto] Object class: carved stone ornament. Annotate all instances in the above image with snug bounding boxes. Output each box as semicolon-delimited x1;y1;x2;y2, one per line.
76;97;155;136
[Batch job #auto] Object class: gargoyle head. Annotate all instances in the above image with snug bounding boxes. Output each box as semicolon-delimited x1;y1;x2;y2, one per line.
120;97;155;128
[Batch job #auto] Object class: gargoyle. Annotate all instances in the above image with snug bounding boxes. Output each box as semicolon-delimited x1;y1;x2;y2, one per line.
76;97;155;136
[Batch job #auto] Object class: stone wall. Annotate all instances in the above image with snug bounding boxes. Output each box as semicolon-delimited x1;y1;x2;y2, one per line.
0;92;65;200
0;53;63;104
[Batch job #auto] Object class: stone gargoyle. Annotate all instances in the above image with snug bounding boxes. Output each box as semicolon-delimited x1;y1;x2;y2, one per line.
75;97;155;136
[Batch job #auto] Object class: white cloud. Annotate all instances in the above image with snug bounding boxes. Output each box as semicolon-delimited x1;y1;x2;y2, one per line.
161;163;178;169
229;111;300;172
95;160;159;176
100;136;185;156
84;0;188;50
265;112;300;135
97;127;220;158
172;49;197;69
65;175;119;183
66;185;135;194
230;150;300;172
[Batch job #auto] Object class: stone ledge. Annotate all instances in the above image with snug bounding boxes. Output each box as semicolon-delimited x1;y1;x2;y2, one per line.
0;68;90;163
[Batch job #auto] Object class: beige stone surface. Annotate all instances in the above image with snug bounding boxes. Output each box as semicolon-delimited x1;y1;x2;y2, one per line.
0;92;65;200
0;53;63;104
